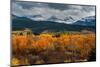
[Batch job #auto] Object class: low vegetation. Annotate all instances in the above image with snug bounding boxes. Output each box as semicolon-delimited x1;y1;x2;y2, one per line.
11;32;96;66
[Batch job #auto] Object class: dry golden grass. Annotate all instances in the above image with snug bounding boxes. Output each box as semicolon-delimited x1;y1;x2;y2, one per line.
12;33;96;66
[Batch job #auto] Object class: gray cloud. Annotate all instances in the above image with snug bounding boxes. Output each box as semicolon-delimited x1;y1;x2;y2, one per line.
12;1;95;23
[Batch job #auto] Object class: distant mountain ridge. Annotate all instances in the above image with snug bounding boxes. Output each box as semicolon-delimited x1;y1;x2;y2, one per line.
47;16;75;24
73;16;96;26
26;15;96;26
12;14;96;26
12;14;96;33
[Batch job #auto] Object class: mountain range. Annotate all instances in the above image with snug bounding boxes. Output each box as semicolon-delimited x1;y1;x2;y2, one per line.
74;16;96;26
12;14;96;33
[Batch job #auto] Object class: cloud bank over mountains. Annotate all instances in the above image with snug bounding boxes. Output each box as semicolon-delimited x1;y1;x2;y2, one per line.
12;1;95;24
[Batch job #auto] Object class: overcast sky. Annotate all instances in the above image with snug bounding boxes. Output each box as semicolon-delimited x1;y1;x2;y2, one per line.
12;1;95;23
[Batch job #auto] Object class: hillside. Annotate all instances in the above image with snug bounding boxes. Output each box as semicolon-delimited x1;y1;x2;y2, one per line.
12;15;96;33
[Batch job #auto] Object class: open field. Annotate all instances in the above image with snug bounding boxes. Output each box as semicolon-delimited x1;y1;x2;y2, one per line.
11;33;96;66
